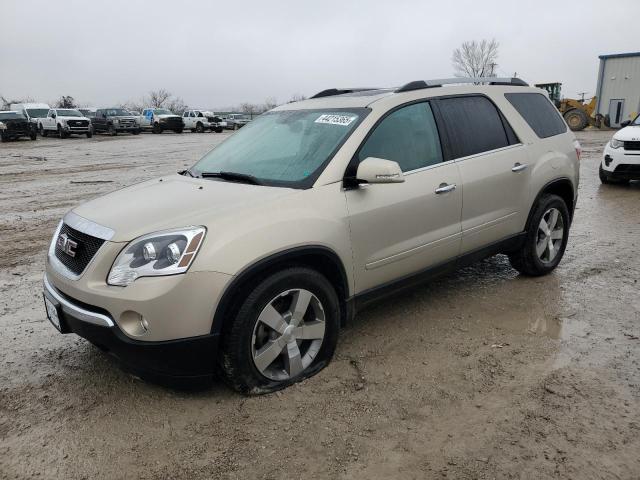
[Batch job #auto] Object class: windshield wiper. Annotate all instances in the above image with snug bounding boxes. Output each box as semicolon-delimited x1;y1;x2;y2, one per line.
199;171;263;185
179;169;196;177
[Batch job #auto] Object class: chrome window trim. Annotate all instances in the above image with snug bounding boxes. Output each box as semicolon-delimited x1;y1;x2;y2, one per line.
43;274;114;327
451;143;524;164
63;211;115;241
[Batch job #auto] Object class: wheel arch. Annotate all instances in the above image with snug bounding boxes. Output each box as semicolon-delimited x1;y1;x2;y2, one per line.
211;246;351;335
526;178;575;232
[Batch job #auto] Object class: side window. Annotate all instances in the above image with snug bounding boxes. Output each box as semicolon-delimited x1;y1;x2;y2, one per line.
437;96;512;159
189;112;195;118
505;93;567;138
358;102;443;172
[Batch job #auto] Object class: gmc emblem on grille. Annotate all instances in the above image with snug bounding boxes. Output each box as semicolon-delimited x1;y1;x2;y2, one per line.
57;233;78;258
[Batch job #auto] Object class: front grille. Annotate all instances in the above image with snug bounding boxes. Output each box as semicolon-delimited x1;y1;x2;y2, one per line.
163;117;183;127
614;164;640;174
624;141;640;151
68;120;89;127
54;223;105;275
118;119;136;127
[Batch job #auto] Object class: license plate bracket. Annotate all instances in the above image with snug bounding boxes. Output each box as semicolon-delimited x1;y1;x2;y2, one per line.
43;294;63;332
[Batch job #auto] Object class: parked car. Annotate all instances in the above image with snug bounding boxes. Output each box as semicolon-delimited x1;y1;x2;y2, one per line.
0;111;37;142
140;108;184;134
10;103;51;129
92;108;141;136
182;110;210;133
38;108;92;138
43;77;580;394
600;114;640;184
224;113;251;130
202;111;226;133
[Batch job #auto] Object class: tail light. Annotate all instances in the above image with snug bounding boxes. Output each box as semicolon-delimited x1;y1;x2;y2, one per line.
573;140;582;160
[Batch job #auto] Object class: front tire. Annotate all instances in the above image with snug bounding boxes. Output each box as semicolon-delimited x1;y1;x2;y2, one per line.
30;132;37;140
508;194;570;276
40;125;48;137
196;122;204;133
219;267;340;395
86;130;93;138
152;123;162;134
563;108;588;131
108;124;117;136
174;128;183;134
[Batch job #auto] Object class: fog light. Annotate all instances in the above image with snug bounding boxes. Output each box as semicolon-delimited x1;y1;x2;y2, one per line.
120;311;149;337
604;154;613;167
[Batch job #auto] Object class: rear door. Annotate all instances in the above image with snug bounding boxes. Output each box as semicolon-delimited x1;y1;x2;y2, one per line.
434;95;529;253
346;101;463;293
93;110;106;131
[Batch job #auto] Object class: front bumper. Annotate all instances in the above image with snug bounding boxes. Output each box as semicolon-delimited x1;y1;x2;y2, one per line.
43;273;221;385
602;143;640;179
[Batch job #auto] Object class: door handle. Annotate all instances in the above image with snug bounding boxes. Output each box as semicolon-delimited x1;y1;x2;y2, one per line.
512;162;528;172
435;183;456;194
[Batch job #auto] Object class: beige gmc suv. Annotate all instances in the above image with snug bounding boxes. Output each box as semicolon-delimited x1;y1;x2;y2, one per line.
43;77;580;394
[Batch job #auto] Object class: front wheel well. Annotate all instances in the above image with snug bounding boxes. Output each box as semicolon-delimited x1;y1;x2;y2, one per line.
212;248;350;335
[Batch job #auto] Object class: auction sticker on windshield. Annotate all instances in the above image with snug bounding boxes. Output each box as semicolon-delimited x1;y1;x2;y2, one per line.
315;114;357;126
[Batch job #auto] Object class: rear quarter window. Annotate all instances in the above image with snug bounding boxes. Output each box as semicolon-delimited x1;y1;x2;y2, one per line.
504;92;567;138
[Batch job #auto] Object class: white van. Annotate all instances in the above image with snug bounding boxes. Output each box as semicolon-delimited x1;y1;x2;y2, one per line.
10;103;51;128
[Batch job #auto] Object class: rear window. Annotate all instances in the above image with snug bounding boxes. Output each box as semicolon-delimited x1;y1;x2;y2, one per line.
505;93;567;138
437;96;516;159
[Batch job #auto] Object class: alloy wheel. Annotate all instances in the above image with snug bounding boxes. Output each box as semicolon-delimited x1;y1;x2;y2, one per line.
251;288;326;381
536;207;564;263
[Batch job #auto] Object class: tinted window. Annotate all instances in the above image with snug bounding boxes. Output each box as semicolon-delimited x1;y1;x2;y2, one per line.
358;102;443;172
505;93;567;138
437;96;511;159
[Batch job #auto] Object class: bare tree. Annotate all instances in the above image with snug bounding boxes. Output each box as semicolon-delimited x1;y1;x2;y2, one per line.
1;95;35;110
262;97;278;112
240;102;258;119
288;93;307;103
166;96;187;115
147;89;172;108
452;39;499;79
55;96;77;108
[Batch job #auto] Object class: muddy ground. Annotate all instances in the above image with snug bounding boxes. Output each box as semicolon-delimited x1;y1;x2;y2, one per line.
0;129;639;479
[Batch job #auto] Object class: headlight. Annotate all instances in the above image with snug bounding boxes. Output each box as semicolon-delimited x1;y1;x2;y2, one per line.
114;119;120;124
107;226;206;286
0;121;5;130
610;138;623;149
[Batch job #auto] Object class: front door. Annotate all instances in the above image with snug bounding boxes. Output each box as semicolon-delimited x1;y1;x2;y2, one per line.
609;99;625;127
346;101;463;294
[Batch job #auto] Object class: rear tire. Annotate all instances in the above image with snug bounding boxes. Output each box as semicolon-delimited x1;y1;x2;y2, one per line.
152;123;162;134
174;128;183;134
508;194;570;276
40;125;48;137
219;267;340;395
563;109;589;131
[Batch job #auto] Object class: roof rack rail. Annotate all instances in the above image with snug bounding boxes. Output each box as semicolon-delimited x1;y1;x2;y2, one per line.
310;88;379;99
396;77;528;93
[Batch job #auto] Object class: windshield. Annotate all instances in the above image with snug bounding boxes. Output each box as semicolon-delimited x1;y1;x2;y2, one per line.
105;108;131;116
0;112;25;120
56;109;83;117
154;109;173;115
192;109;366;188
25;108;49;118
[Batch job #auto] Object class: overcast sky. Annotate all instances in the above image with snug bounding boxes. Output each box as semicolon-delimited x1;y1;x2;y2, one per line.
1;0;637;110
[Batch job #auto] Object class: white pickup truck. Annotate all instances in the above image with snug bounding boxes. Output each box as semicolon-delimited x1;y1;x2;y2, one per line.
140;108;184;134
182;110;210;133
38;108;92;138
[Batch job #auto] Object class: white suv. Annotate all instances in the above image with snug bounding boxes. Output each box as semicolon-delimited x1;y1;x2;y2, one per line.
600;115;640;184
43;78;580;394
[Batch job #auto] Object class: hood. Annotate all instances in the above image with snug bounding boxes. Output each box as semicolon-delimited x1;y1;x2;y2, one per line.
613;124;640;141
71;174;298;242
59;116;90;122
155;114;180;119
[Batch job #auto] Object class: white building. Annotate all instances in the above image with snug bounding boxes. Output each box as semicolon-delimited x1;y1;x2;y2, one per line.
595;52;640;127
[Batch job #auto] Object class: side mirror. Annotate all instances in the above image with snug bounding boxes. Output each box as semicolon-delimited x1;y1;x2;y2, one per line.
620;120;631;128
356;157;404;184
51;113;56;119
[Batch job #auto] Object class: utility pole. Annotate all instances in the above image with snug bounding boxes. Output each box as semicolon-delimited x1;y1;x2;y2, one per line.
489;62;497;77
577;92;589;103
